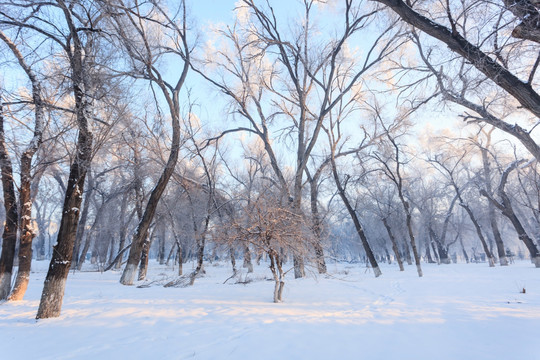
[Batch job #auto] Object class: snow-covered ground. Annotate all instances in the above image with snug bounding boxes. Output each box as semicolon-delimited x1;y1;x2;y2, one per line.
1;260;539;359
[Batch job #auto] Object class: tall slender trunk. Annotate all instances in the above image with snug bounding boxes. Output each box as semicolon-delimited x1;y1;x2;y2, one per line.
310;177;327;274
481;146;508;265
0;102;19;300
401;198;422;276
330;155;381;277
425;234;435;264
403;239;412;265
72;173;94;269
1;29;45;300
459;236;469;263
460;203;495;267
382;217;404;271
119;96;181;285
119;91;184;286
243;245;253;273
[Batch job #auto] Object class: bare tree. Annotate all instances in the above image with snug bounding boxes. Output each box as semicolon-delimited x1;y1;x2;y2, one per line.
428;152;496;267
0;96;18;299
372;113;422;276
105;0;192;285
198;0;400;278
376;0;540;161
481;160;540;267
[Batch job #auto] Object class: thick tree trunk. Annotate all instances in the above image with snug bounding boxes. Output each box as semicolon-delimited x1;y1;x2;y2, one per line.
429;227;450;264
138;229;155;281
0;102;19;300
114;196;131;270
382;217;404;271
8;155;34;300
36;1;93;318
36;120;92;318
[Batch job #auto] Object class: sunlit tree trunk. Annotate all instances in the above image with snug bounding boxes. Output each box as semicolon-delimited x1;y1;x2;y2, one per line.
0;101;19;300
36;0;94;319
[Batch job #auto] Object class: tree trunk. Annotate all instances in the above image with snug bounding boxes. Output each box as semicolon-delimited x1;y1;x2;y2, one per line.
424;234;435;264
269;249;284;303
429;227;450;264
310;178;327;274
229;247;236;273
176;243;183;276
403;240;412;265
36;1;93;318
158;229;166;265
72;173;94;269
119;124;181;284
459;236;469;263
138;228;155;281
330;156;381;277
0;102;19;300
1;30;45;300
460;204;495;267
402;199;422;276
243;245;253;273
8;154;34;300
36;104;93;318
382;217;404;271
119;109;182;285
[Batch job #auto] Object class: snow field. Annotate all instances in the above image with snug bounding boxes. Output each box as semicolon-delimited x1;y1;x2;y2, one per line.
1;260;539;359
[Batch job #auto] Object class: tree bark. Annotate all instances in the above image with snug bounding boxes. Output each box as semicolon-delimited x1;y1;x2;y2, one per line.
118;0;189;285
138;227;155;281
0;30;45;301
0;101;19;300
481;161;540;267
72;172;94;269
243;245;253;273
330;156;381;277
460;203;496;267
382;217;404;271
309;176;327;274
480;146;508;265
36;0;94;319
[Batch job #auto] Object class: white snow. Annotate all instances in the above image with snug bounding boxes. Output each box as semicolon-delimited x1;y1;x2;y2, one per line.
1;260;539;359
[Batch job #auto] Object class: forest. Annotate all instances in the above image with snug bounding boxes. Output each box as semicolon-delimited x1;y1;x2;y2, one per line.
0;1;539;349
